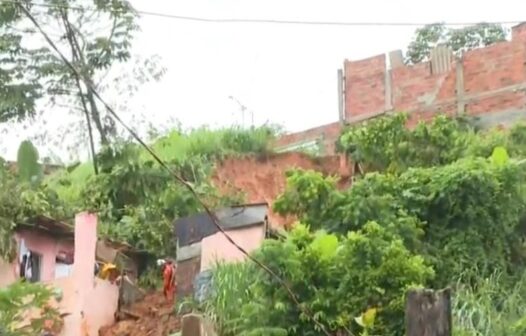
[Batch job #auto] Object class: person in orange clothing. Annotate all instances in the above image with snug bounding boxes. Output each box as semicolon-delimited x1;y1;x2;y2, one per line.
162;259;176;303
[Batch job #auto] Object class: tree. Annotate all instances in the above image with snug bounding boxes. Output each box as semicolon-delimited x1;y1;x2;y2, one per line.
74;126;276;256
406;22;507;64
16;140;42;184
283;114;526;286
203;223;433;336
0;157;69;260
0;0;153;173
337;113;473;174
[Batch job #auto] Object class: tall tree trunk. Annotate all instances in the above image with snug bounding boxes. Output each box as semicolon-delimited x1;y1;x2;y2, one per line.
60;9;104;172
84;84;109;146
60;10;110;147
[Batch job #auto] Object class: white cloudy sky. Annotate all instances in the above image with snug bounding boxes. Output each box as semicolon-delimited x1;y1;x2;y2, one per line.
1;0;524;161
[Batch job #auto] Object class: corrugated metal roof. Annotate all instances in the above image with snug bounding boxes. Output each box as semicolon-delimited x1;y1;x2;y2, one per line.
175;203;268;247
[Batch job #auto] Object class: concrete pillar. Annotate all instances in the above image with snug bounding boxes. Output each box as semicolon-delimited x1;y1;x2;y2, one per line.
389;50;404;69
430;45;453;75
337;69;345;124
73;212;97;291
181;314;217;336
71;212;98;335
182;314;202;336
406;289;452;336
455;57;465;115
384;69;393;111
339;153;350;178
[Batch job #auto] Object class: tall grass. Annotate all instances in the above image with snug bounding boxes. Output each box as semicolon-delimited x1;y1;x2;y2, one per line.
148;125;280;163
201;261;256;336
45;125;280;203
453;270;526;335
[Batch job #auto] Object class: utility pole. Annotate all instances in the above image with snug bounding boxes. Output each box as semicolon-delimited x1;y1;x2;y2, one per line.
229;96;254;127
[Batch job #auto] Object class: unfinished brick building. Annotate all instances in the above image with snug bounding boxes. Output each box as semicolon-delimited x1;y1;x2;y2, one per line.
276;22;526;155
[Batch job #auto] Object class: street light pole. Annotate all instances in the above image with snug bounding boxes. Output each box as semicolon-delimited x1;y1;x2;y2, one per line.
228;96;254;127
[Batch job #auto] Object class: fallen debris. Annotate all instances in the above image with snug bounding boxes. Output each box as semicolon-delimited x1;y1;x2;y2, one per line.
99;292;180;336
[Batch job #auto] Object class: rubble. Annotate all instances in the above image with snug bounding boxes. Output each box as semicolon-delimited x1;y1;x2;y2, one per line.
99;292;180;336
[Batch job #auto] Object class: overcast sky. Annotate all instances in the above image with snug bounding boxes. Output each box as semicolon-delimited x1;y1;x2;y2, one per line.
1;0;524;161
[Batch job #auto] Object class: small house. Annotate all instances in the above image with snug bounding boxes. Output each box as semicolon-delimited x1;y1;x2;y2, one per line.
174;203;270;299
0;213;146;335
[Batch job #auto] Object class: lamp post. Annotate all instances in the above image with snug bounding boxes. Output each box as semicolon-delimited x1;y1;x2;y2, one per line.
228;96;254;127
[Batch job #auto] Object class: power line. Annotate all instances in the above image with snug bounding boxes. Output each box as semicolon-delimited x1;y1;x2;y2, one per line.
14;2;340;336
133;11;524;27
2;0;523;27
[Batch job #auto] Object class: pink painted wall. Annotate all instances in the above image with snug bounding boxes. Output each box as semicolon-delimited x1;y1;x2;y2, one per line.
58;212;119;336
1;213;119;336
0;230;74;286
52;276;118;336
0;258;17;287
200;225;265;272
16;229;74;282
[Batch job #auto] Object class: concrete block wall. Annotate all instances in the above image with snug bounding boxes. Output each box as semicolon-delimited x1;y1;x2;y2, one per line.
277;22;526;155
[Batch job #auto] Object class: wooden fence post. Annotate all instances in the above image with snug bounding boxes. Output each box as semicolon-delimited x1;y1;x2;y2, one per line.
405;288;452;336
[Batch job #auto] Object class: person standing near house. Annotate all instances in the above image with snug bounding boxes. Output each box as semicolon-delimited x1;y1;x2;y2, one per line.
161;259;176;303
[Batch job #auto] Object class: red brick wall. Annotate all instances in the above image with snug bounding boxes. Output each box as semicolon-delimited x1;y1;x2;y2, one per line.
344;54;386;118
345;23;526;127
277;22;526;154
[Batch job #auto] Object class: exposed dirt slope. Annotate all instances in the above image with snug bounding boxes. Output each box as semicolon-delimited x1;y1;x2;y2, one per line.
213;152;350;229
99;292;180;336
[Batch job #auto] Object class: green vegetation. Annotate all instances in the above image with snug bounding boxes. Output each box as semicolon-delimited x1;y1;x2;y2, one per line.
203;113;526;335
0;281;61;336
453;270;526;335
405;22;507;64
44;125;278;256
0;0;165;171
1;125;278;259
16;140;42;185
0;7;521;334
0;158;69;260
204;224;432;335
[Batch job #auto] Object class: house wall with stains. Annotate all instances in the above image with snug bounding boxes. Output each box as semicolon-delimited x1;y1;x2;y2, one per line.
54;212;119;336
0;230;74;286
200;224;266;272
17;229;74;282
0;213;119;336
0;258;17;286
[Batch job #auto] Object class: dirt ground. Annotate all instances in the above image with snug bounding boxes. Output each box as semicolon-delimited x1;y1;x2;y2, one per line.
99;292;180;336
213;152;351;229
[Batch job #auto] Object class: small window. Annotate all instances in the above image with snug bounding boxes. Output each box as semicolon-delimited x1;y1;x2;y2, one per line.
26;251;42;283
55;262;73;279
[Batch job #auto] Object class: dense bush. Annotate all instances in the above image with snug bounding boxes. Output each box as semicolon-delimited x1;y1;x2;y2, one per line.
204;224;432;336
0;158;69;260
41;126;278;256
206;114;526;335
337;114;473;173
0;281;61;336
276;157;526;288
